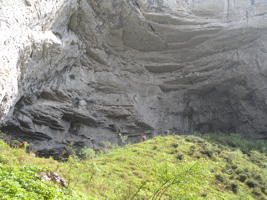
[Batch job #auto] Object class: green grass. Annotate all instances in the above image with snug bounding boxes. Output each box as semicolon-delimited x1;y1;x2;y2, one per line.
0;164;81;200
0;135;266;199
194;133;267;155
0;140;84;200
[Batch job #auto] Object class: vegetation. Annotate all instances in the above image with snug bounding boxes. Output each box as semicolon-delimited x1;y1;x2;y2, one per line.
194;133;267;155
0;141;84;200
0;134;266;199
0;164;82;200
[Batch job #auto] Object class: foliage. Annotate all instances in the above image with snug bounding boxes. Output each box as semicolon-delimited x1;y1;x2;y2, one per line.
0;164;82;200
0;134;266;199
118;133;128;145
194;132;267;154
79;148;96;160
61;135;266;199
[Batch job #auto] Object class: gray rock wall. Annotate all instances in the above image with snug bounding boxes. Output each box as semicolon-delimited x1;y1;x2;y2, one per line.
1;0;267;157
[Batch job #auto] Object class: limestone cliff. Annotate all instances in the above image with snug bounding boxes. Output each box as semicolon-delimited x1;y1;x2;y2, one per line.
1;0;267;156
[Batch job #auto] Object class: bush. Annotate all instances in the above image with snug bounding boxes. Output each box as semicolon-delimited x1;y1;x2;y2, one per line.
0;134;266;199
79;148;96;160
194;133;267;154
0;164;82;200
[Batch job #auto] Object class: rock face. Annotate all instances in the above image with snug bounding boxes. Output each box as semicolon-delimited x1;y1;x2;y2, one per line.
1;0;267;156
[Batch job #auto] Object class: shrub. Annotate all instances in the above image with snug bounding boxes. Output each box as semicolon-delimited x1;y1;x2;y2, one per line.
79;148;96;160
246;179;257;188
0;164;82;200
194;133;267;154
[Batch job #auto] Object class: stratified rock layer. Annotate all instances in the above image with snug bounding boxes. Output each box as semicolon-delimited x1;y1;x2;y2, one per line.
1;0;267;156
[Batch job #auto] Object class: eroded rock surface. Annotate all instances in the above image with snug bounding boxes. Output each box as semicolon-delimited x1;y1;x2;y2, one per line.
1;0;267;156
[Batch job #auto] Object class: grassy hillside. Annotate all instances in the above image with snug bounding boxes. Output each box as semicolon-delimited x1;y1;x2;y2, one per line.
0;134;266;199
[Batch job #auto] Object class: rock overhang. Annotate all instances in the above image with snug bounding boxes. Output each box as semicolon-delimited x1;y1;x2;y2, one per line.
0;0;267;157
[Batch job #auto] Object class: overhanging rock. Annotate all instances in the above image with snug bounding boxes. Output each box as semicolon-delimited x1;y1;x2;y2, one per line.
1;0;267;157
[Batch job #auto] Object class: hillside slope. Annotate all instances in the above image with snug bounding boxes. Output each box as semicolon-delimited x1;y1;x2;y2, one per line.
0;135;266;199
